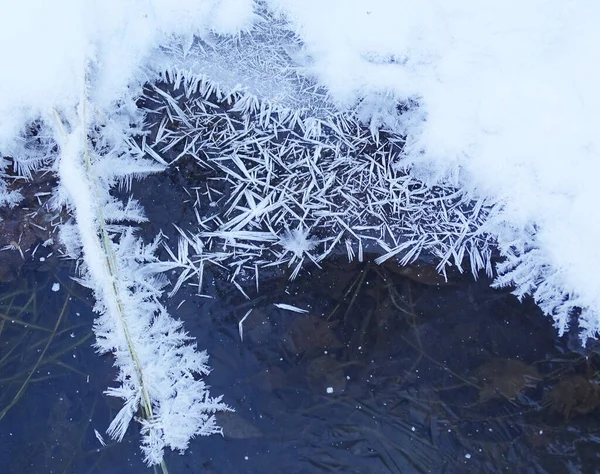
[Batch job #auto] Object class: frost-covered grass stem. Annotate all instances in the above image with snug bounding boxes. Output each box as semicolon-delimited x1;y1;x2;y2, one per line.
53;83;230;466
54;111;158;465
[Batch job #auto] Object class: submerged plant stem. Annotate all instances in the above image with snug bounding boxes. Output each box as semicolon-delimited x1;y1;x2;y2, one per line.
0;293;68;421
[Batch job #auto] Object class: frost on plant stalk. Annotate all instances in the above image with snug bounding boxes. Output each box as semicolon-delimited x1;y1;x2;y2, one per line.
53;105;231;466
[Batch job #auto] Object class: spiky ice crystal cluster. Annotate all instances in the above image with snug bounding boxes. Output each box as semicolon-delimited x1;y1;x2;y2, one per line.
143;70;496;297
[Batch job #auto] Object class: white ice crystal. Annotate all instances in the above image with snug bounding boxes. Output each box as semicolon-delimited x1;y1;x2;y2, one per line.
278;228;318;260
149;73;493;294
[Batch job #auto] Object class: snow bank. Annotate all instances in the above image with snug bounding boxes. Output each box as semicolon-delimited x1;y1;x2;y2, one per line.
1;2;598;335
0;0;256;154
265;0;600;341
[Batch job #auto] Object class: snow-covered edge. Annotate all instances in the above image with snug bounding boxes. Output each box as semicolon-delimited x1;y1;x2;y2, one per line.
148;67;597;346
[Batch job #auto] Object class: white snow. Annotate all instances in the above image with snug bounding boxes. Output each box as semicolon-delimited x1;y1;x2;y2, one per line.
266;0;600;340
0;0;256;155
1;2;595;340
4;3;596;339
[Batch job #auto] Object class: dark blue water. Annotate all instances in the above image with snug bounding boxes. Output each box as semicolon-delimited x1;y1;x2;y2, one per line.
2;168;600;474
2;235;600;473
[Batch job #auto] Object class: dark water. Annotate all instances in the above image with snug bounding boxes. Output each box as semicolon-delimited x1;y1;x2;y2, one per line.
2;172;600;473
